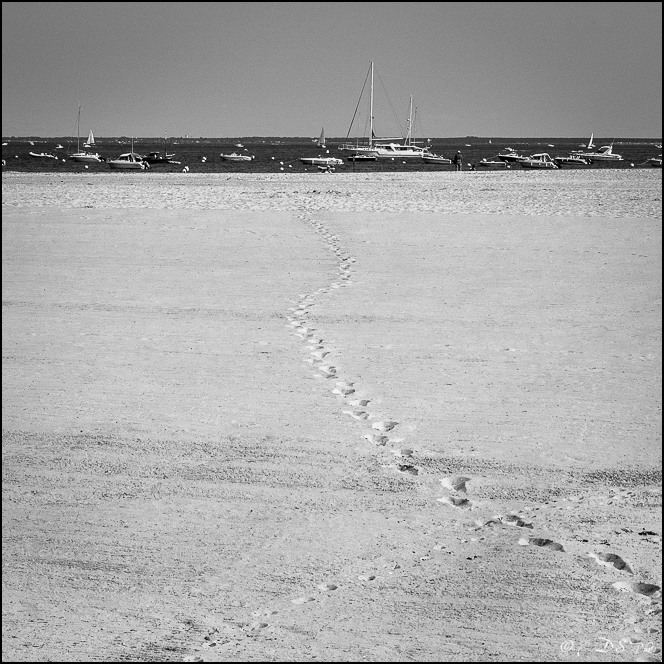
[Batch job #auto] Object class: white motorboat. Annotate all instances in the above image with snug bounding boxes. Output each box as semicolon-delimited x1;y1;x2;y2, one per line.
220;152;254;162
573;143;623;162
69;106;103;162
29;151;58;160
300;156;343;166
107;138;147;170
107;152;147;170
477;159;509;169
346;153;377;162
497;148;529;163
519;153;559;169
648;155;662;167
422;154;452;164
553;155;590;167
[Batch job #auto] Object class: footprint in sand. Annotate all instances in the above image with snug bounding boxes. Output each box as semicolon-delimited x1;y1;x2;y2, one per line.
348;398;371;407
364;433;389;446
333;382;355;396
251;609;278;617
311;350;330;360
437;496;476;509
372;420;398;433
395;463;419;476
518;537;565;552
392;448;414;458
343;410;370;421
440;476;471;493
317;583;338;591
291;595;316;605
588;552;634;574
612;581;661;597
499;514;534;529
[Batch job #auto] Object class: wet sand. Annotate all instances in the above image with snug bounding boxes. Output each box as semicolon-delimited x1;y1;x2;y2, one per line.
2;170;662;662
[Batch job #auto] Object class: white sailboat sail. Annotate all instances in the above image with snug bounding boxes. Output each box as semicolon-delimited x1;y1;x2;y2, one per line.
84;130;95;147
587;133;594;149
317;127;326;148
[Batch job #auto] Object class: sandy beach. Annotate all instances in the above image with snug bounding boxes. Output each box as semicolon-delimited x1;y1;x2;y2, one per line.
2;170;662;662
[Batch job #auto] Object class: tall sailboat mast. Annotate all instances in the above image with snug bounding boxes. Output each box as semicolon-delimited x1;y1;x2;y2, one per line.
405;96;414;145
76;105;81;153
369;61;374;149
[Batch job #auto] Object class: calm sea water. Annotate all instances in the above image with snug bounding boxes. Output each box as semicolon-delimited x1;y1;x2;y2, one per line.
2;137;661;173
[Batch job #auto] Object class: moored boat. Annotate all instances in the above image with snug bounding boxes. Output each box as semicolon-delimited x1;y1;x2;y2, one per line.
573;143;623;162
519;153;559;169
220;152;253;162
69;106;103;162
107;152;147;169
300;156;343;166
339;62;432;160
553;155;590;167
497;148;529;163
346;153;377;162
477;159;509;169
143;151;180;165
29;151;58;160
422;154;452;164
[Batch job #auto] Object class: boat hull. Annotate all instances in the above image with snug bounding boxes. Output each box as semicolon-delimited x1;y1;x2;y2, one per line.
29;152;58;160
108;162;145;170
519;162;558;169
300;157;343;166
498;154;528;163
477;160;509;169
554;156;590;167
422;156;452;164
69;153;103;163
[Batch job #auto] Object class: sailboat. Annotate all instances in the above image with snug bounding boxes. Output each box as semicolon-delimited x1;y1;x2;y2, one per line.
84;130;95;148
143;134;179;164
317;127;326;148
339;62;431;159
69;106;102;162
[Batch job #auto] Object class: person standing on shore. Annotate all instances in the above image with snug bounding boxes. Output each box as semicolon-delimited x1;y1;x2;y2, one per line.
453;151;463;171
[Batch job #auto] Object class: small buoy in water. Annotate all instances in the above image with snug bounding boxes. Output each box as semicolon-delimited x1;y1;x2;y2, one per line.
280;167;284;171
280;161;284;165
630;163;635;167
289;164;292;168
85;165;89;168
271;156;275;160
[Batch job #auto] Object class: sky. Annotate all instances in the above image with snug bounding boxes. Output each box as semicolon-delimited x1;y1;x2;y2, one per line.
2;2;662;138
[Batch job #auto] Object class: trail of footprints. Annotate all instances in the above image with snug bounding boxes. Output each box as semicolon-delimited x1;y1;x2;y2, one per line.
183;214;661;661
